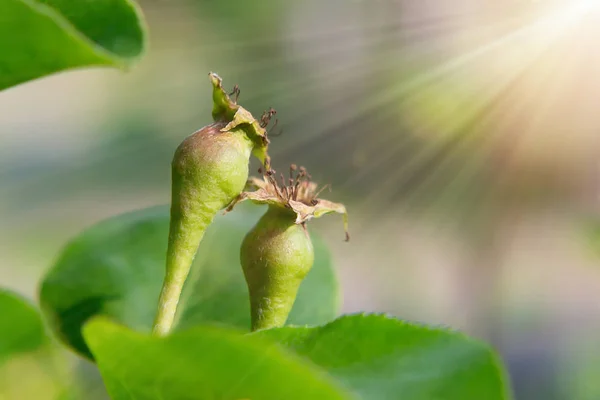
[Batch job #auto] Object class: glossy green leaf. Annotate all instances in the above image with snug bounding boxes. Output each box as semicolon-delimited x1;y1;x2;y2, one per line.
255;314;512;400
39;204;340;359
0;289;47;363
83;317;350;400
0;0;147;91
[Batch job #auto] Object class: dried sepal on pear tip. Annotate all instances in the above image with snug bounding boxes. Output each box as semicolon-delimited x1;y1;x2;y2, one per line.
209;72;276;169
227;165;349;241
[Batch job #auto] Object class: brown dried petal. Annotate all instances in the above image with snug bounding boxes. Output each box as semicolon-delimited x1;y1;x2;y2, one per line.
289;199;349;241
226;176;349;241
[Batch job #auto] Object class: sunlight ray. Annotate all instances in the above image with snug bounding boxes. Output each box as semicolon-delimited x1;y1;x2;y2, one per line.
399;47;565;212
140;6;527;108
349;2;589;212
268;0;590;162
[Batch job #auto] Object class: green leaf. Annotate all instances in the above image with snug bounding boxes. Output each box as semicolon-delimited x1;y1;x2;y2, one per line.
0;289;47;363
0;290;83;399
83;317;350;400
0;0;147;91
40;204;340;359
255;314;512;400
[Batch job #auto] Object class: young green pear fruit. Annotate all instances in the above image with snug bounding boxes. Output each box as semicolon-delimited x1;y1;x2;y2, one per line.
228;166;348;331
153;73;273;336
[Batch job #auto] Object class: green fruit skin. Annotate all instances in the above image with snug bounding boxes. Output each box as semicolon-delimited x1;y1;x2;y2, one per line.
241;206;315;331
153;122;253;335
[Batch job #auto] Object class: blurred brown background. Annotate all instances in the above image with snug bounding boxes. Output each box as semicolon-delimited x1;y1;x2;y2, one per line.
2;0;600;398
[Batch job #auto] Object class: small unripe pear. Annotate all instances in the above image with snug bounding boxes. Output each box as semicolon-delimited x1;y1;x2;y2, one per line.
229;167;348;331
153;73;271;336
241;206;314;330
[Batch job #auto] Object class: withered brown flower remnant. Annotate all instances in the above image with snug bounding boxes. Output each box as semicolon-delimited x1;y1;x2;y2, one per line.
228;165;349;241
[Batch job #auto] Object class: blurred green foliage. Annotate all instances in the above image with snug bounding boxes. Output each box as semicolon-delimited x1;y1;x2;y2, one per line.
0;0;146;91
39;203;340;359
0;290;47;363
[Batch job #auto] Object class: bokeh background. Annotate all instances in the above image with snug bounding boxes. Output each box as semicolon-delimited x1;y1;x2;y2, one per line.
2;0;600;398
